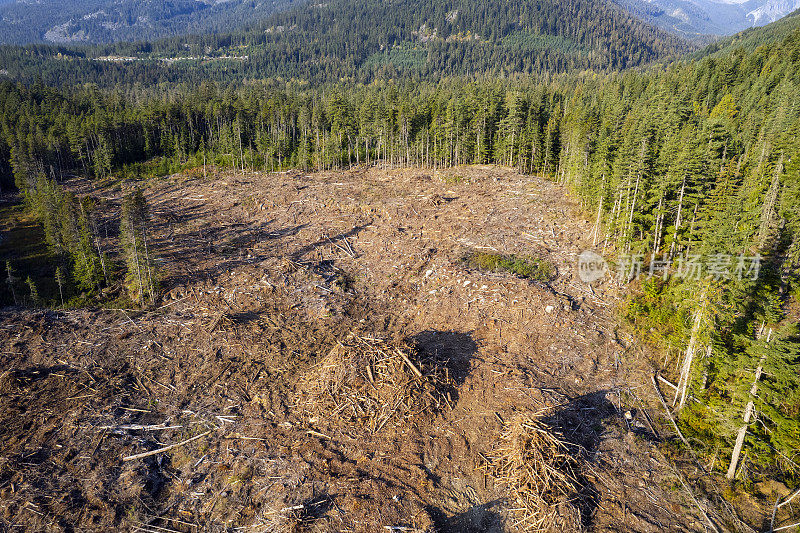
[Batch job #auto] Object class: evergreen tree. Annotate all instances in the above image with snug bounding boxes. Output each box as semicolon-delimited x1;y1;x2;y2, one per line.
5;261;18;306
25;276;39;306
120;189;157;306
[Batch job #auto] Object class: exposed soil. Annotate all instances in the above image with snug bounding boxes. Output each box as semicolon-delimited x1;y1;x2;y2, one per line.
0;166;715;532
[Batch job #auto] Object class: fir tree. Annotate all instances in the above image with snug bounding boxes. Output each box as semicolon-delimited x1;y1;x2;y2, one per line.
25;276;39;306
5;261;18;306
120;189;157;306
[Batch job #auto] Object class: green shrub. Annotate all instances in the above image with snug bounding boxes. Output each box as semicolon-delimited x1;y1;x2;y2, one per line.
467;251;555;281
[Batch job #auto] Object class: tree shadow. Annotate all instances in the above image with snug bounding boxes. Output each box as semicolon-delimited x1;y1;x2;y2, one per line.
155;222;307;288
427;500;506;533
290;224;370;262
296;494;336;521
9;365;78;385
537;390;617;529
410;330;478;400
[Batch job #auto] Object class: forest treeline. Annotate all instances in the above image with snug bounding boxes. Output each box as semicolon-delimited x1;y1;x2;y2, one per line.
0;0;690;88
1;11;799;488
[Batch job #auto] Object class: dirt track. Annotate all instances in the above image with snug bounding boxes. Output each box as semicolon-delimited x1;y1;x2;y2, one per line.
0;166;708;532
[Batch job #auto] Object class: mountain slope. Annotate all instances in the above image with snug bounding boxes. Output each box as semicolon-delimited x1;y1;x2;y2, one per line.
691;6;800;56
0;0;300;45
617;0;800;39
0;0;693;87
240;0;692;74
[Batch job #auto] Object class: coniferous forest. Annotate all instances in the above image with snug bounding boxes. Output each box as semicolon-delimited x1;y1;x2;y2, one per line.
1;0;800;529
0;0;690;87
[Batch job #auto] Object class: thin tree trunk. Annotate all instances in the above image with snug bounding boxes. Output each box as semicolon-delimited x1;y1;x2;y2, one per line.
727;328;772;479
591;196;604;247
675;289;707;409
132;232;144;305
653;196;664;253
142;228;155;303
238;121;245;173
670;174;687;260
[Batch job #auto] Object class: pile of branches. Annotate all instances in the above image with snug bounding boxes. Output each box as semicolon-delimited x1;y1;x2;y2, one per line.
489;417;586;532
298;334;450;432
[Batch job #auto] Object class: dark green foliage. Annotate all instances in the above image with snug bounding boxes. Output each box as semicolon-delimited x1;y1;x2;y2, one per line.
0;0;691;88
718;329;800;470
0;0;296;45
25;275;39;306
12;174;105;303
468;252;555;281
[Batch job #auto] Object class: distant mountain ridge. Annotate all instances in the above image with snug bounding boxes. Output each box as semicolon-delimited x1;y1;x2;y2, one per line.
690;5;800;57
617;0;800;39
0;0;693;87
228;0;692;75
0;0;299;45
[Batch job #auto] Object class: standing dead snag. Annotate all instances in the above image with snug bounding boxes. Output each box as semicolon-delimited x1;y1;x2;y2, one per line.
727;328;772;480
675;284;709;409
5;261;18;305
54;266;65;306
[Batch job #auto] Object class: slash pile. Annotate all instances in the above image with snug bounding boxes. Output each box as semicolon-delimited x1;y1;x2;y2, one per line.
489;417;586;532
298;334;451;432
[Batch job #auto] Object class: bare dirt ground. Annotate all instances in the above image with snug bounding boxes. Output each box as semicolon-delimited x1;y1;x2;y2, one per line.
0;165;714;532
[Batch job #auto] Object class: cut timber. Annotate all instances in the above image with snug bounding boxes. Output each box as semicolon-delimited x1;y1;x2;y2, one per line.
398;348;423;378
122;430;212;462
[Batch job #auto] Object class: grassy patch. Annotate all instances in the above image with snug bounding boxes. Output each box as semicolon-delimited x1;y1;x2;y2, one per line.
467;251;555;281
442;173;468;185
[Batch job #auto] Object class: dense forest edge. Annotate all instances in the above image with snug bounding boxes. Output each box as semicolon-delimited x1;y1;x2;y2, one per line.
1;5;800;529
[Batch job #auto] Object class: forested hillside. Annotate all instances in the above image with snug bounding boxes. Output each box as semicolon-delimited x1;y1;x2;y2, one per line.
693;8;800;57
3;13;800;488
0;0;298;45
0;0;691;87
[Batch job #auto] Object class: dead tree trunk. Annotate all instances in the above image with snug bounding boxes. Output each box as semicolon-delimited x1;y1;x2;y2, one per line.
727;328;772;480
675;288;708;409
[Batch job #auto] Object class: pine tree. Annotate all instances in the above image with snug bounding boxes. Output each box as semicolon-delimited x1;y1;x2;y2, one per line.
25;276;39;306
120;189;157;306
5;261;18;306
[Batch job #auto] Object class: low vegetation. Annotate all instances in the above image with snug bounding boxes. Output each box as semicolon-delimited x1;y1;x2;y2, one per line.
467;251;555;282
